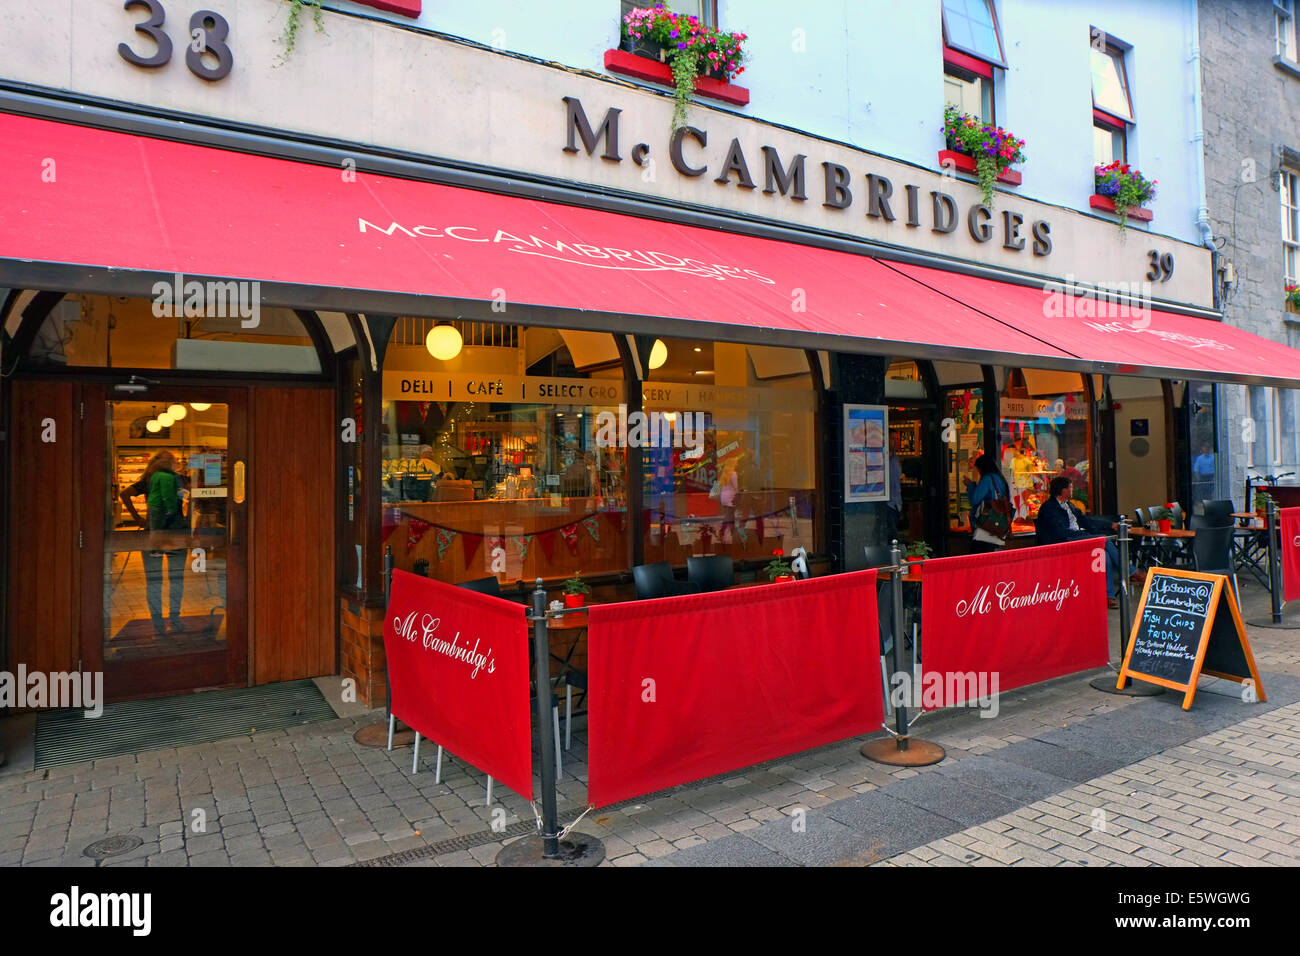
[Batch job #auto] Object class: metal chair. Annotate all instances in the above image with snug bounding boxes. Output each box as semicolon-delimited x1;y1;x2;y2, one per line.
1201;499;1235;524
687;555;735;592
1170;502;1186;530
863;545;894;568
632;562;701;600
458;576;502;597
1192;524;1239;604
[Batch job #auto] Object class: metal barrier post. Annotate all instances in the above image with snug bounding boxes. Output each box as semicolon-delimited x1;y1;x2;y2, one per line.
1117;517;1132;640
1268;497;1282;624
861;539;945;767
383;546;393;720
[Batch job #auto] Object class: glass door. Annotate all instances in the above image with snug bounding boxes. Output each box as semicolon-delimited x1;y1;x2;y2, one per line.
84;387;247;699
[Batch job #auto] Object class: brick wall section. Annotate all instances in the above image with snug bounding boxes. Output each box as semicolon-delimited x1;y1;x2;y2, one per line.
340;599;387;707
1199;0;1300;495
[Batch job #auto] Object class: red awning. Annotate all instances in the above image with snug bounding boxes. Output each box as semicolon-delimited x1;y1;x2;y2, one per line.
889;261;1300;384
1;111;1297;386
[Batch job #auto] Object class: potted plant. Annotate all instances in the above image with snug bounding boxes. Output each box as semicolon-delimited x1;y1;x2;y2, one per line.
1254;491;1273;518
904;540;933;577
941;106;1026;208
621;5;748;130
765;548;794;583
563;573;591;608
1093;161;1157;234
1286;284;1300;313
1149;505;1173;534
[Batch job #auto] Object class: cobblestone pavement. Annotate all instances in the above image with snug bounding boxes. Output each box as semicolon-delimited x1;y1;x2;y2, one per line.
0;580;1296;868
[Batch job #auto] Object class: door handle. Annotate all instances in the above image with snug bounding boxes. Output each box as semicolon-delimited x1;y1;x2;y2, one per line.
234;460;246;504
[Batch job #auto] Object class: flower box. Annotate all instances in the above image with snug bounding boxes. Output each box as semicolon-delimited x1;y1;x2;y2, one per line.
937;150;1022;186
604;48;751;106
1088;194;1153;222
352;0;421;16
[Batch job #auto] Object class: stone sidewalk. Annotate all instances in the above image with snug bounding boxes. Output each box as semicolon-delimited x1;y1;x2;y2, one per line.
0;579;1296;868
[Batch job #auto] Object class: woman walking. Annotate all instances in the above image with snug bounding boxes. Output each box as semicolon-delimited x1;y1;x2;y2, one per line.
966;453;1012;554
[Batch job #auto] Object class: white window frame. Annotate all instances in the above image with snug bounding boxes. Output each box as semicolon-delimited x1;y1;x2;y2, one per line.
1283;170;1300;286
1277;0;1297;60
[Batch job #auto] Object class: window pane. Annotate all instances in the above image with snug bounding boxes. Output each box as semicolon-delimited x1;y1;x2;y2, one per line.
942;0;1002;63
1090;46;1133;120
946;387;985;531
945;68;992;123
1093;123;1124;166
1000;375;1093;531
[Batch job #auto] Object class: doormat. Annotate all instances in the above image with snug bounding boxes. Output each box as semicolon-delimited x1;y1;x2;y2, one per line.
34;679;337;769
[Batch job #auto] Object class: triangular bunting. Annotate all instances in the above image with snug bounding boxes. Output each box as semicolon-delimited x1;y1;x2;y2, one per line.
582;515;601;543
537;530;556;562
462;532;484;566
406;517;432;552
560;523;581;556
435;527;456;561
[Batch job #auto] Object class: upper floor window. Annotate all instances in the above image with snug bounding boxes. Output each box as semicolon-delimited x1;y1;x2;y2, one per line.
1282;170;1299;285
1278;0;1298;60
621;0;715;28
1091;32;1132;167
941;0;1005;66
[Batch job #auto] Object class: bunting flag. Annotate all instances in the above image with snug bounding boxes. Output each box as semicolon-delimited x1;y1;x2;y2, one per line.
560;523;581;556
604;511;627;534
511;534;531;562
537;529;556;562
735;521;749;544
381;509;399;543
582;515;601;543
406;517;432;552
435;526;456;561
462;532;484;566
755;516;765;541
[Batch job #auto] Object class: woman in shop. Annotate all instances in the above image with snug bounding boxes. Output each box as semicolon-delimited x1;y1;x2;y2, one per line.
119;449;189;637
965;453;1012;553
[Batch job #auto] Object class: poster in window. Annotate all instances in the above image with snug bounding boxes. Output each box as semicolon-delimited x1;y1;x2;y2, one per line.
844;404;889;503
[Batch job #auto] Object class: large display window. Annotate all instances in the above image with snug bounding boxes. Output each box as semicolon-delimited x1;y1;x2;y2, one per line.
999;369;1093;532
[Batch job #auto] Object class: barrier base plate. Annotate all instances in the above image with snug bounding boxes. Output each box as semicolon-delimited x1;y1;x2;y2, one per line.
496;834;605;867
1246;617;1300;630
860;736;945;767
1090;675;1164;696
353;722;416;749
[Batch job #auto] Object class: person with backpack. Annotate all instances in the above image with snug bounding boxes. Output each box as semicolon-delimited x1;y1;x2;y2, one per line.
120;449;189;637
966;453;1011;553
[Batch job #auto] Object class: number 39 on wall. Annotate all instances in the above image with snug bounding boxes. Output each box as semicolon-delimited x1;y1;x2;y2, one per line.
118;0;233;82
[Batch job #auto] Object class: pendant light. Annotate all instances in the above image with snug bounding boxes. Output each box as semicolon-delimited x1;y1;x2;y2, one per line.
190;402;212;412
167;404;188;421
157;412;175;428
146;419;162;433
648;338;668;370
426;322;464;361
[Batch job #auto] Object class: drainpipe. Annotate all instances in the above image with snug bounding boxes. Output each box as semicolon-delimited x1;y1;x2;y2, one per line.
1190;1;1230;501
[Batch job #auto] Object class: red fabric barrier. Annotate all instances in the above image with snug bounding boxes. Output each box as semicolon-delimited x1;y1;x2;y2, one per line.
1282;507;1300;603
586;572;882;808
921;539;1108;706
383;571;532;799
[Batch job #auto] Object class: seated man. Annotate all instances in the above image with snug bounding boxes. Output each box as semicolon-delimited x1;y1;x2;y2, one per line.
1036;475;1128;607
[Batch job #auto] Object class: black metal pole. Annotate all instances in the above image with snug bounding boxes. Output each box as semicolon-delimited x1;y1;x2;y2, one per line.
1267;498;1282;624
383;545;393;719
1117;517;1132;641
890;539;908;750
531;578;560;857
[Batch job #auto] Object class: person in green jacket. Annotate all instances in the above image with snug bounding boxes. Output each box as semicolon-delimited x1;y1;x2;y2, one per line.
121;450;187;637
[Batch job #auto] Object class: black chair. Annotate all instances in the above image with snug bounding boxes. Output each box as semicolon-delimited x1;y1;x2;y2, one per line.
1192;525;1239;602
1170;502;1186;530
1188;512;1230;530
1201;499;1235;524
687;555;734;592
863;545;894;568
457;576;502;597
632;562;701;600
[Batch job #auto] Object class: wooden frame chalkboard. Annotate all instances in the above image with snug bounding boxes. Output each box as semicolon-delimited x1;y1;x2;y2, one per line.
1116;568;1265;711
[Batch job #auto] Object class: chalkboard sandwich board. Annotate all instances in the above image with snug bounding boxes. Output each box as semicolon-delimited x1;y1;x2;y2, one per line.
1116;569;1265;710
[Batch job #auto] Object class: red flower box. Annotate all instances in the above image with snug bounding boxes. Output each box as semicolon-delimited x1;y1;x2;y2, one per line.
937;150;1022;186
1089;194;1153;222
352;0;421;16
604;49;750;106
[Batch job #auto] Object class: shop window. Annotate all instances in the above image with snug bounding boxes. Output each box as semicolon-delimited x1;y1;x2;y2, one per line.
885;359;928;399
1093;114;1126;167
1278;0;1298;61
1000;369;1092;533
640;338;818;569
25;294;321;374
941;0;1005;67
380;319;629;585
1282;170;1299;285
945;386;986;531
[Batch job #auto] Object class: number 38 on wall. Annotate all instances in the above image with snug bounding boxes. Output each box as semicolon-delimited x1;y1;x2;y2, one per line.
118;0;233;82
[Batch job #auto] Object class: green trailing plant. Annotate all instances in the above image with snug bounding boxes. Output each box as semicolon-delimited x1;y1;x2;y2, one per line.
941;105;1026;208
563;573;592;596
278;0;325;65
1094;161;1157;236
621;5;748;131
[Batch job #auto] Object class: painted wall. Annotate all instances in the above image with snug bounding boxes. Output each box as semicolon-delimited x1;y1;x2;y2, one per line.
334;0;1204;244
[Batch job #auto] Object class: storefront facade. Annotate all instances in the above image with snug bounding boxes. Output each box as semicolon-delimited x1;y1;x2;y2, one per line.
3;0;1297;707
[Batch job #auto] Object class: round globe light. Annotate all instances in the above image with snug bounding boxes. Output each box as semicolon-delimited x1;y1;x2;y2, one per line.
167;404;187;421
425;324;464;361
648;338;668;370
157;413;175;428
190;402;212;412
146;420;162;433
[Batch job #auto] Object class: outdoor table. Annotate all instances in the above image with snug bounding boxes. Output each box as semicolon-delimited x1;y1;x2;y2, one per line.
1228;516;1276;589
1129;526;1194;569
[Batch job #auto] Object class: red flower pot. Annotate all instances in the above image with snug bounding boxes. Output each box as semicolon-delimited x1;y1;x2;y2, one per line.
563;593;586;609
773;575;794;584
905;557;924;579
1156;519;1172;534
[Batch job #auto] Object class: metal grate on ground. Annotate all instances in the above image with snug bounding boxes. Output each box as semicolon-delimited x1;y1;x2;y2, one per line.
33;678;338;769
